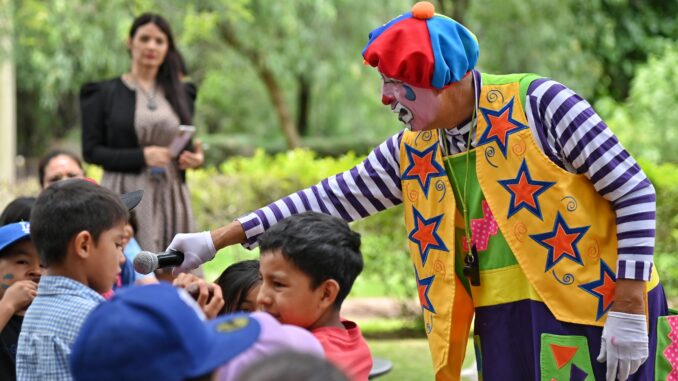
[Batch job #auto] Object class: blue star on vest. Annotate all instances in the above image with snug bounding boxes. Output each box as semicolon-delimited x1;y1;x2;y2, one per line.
477;97;529;158
579;259;617;320
408;207;448;267
530;212;589;272
498;159;555;220
401;144;446;198
415;266;436;314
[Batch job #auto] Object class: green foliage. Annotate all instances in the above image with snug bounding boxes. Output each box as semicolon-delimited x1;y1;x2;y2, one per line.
567;0;678;101
639;160;678;295
8;0;678;158
466;0;601;98
189;149;416;300
596;42;678;164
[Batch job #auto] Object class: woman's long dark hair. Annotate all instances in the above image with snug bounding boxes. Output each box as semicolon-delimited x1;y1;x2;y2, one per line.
129;13;192;124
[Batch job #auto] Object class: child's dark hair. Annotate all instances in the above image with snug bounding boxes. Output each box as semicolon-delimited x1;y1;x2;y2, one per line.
30;179;128;266
257;212;363;309
215;260;261;314
0;197;36;225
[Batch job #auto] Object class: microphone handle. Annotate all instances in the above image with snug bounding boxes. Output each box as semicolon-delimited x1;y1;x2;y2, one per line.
157;250;185;269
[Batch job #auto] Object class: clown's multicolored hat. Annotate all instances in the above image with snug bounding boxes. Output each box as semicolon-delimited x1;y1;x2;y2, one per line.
362;1;479;89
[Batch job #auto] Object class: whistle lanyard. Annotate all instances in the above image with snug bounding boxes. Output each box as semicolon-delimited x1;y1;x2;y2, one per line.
439;73;480;285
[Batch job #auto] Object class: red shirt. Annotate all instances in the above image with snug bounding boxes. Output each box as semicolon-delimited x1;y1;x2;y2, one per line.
312;319;373;381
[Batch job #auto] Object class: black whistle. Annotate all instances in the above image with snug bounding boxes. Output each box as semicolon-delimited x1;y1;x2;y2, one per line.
463;245;481;286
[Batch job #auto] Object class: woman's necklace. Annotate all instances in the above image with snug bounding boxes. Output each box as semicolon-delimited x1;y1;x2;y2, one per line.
129;73;158;111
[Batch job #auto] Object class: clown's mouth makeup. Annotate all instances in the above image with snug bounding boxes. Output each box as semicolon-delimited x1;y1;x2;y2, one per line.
392;102;413;129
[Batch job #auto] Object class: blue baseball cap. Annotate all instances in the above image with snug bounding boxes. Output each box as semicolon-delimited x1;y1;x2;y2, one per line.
0;222;31;254
70;283;261;381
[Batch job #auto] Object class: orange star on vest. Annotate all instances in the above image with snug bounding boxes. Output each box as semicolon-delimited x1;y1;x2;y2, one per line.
508;173;542;208
499;159;555;220
414;267;436;313
486;109;515;147
478;97;528;158
530;212;589;272
408;207;448;266
402;144;446;197
543;226;580;262
579;259;617;320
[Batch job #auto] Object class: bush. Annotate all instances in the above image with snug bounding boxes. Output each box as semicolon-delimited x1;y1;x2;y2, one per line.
640;160;678;296
187;148;416;299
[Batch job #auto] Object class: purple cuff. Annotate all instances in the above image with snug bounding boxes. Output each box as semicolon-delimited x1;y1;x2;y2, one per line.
617;259;653;281
236;212;265;250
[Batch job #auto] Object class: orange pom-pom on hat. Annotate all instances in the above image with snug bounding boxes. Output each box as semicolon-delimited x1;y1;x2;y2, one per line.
412;1;435;20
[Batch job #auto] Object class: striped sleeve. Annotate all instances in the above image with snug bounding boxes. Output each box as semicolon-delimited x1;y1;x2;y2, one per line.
236;131;405;249
525;79;655;280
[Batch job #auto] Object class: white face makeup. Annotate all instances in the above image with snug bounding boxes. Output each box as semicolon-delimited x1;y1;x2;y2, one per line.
380;74;441;131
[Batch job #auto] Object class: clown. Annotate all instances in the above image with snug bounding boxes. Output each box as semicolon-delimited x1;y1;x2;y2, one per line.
168;2;668;380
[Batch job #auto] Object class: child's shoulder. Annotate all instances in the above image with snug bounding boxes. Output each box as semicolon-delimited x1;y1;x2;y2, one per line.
311;319;367;345
25;277;103;321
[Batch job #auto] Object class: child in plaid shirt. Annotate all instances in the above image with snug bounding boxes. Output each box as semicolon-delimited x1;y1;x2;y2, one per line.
16;179;141;381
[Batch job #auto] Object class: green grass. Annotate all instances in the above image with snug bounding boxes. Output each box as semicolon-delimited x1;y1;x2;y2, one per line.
368;338;476;381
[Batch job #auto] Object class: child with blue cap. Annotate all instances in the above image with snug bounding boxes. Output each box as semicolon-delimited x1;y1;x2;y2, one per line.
0;222;42;381
70;283;325;381
168;2;667;380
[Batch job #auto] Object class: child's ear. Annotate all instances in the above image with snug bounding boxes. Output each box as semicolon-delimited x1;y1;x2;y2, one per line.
73;230;94;260
318;279;340;309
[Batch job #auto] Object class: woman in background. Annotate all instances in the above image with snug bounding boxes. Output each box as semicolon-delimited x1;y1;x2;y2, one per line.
38;149;85;189
80;13;203;280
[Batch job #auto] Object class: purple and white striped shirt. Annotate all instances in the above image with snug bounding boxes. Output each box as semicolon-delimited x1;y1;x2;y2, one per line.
237;72;655;281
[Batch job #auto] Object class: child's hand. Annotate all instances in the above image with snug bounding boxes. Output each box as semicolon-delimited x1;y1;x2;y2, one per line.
1;280;38;313
173;273;224;319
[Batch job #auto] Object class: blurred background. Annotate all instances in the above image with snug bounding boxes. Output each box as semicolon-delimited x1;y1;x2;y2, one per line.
0;0;676;378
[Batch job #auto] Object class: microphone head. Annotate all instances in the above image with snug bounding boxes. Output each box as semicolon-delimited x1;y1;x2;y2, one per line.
133;251;159;275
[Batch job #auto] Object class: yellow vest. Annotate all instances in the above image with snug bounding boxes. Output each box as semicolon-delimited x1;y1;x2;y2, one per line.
400;73;658;381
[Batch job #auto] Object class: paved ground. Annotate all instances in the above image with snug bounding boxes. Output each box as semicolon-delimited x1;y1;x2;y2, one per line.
342;297;420;320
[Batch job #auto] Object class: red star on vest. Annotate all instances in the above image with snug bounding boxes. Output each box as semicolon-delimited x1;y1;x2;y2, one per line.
478;97;529;158
402;144;446;198
579;259;617;320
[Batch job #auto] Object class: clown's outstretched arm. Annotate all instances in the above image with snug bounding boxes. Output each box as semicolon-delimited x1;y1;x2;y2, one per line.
169;131;405;273
528;78;653;381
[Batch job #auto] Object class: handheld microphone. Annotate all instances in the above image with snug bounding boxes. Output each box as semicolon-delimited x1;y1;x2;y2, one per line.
133;250;184;275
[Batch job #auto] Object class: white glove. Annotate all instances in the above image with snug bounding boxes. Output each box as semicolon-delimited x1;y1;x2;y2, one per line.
167;231;216;275
597;311;648;381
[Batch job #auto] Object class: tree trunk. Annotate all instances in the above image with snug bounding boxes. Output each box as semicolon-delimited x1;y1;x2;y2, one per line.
437;0;470;25
297;74;311;136
258;67;301;148
218;22;300;149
